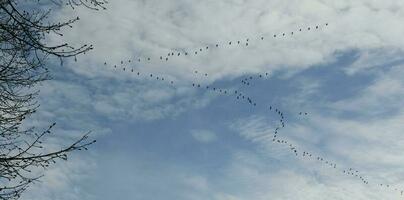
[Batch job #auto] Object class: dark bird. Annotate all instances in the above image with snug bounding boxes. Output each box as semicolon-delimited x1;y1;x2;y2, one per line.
274;34;277;37
185;52;188;55
178;53;180;56
104;62;107;65
216;44;219;47
160;56;163;60
261;37;264;40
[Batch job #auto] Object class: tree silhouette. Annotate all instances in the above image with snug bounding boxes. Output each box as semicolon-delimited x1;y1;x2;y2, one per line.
0;0;106;198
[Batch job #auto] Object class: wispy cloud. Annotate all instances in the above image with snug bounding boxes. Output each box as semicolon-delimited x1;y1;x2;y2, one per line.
191;129;218;143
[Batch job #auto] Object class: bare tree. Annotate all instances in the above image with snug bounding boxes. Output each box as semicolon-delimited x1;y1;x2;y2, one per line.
0;0;106;199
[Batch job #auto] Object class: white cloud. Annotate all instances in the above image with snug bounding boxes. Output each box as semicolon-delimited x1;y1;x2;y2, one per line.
228;64;404;199
21;155;97;200
48;0;404;84
332;65;404;115
183;175;210;191
191;129;218;143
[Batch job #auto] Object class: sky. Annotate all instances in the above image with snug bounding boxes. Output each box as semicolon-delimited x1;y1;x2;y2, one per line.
19;0;404;199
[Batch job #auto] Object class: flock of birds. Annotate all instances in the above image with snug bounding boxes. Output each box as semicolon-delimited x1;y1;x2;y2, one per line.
87;23;403;197
99;23;329;70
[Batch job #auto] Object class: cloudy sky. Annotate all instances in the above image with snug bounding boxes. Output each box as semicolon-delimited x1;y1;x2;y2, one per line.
21;0;404;199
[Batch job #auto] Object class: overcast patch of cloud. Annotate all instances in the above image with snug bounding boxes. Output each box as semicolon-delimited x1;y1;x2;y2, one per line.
46;0;404;84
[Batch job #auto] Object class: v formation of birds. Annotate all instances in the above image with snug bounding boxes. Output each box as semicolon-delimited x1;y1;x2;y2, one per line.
74;22;403;197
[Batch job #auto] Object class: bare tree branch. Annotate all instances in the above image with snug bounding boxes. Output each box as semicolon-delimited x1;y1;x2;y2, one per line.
0;0;106;199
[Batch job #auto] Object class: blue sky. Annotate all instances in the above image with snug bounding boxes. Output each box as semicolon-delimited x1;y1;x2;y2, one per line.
20;0;404;200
